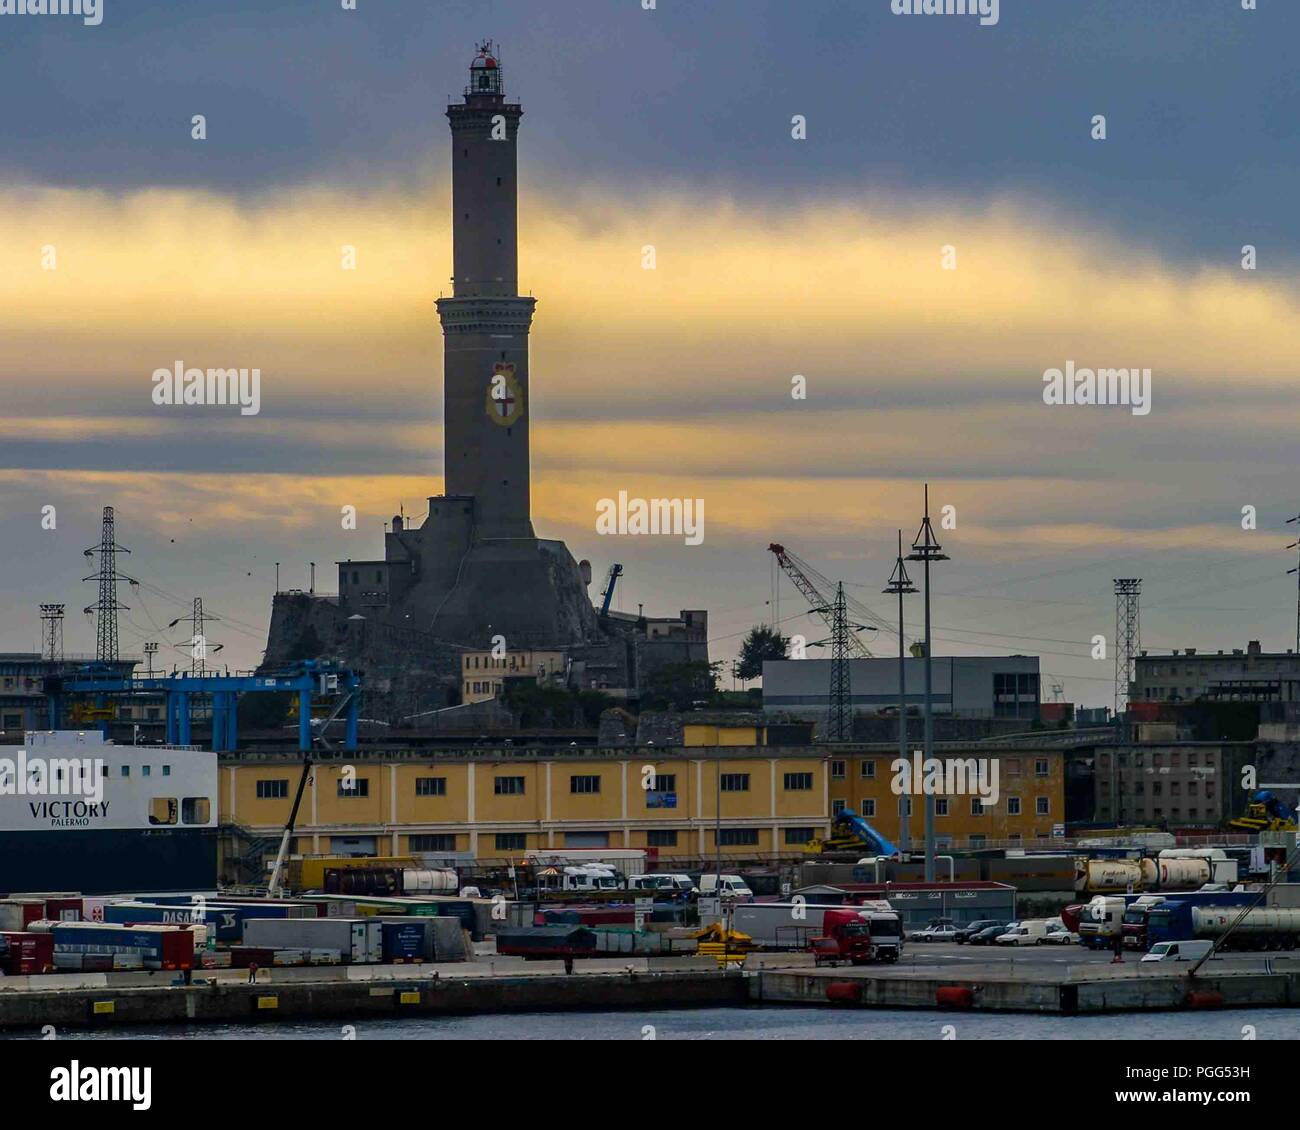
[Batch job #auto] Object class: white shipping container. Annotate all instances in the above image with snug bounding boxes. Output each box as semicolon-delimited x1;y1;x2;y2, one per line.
242;917;379;963
81;897;113;924
307;949;344;965
730;903;837;949
270;949;308;966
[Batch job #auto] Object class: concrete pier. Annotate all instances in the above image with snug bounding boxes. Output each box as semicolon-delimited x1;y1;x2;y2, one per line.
753;955;1300;1013
0;962;746;1032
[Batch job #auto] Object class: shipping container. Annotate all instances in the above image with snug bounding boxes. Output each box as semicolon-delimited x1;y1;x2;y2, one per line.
291;855;418;892
44;898;84;922
103;902;243;943
229;946;275;969
0;931;54;974
242;917;380;963
26;920;195;970
0;899;47;932
80;897;113;923
983;856;1075;892
380;920;432;962
494;926;597;957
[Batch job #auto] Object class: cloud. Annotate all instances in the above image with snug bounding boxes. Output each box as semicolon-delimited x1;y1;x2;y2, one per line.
4;178;1298;690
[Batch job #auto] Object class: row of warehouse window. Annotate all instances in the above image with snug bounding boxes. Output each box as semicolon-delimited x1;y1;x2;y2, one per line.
253;772;826;800
1098;780;1216;797
255;774;1054;802
426;829;822;853
410;827;1047;853
1097;750;1214;768
832;796;1051;817
829;758;1050;779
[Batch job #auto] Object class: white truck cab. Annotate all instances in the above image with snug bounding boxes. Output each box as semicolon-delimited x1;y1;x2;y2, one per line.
562;865;621;892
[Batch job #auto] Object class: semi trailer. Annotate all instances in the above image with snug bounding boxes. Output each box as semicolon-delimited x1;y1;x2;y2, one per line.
1074;850;1237;895
1189;906;1300;951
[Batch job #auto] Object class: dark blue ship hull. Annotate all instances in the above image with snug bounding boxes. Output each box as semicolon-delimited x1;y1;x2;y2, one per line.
0;828;217;896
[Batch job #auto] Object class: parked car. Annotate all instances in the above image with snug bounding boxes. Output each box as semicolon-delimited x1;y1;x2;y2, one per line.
967;923;1012;946
1042;925;1081;945
955;919;1004;944
908;924;960;943
995;920;1050;946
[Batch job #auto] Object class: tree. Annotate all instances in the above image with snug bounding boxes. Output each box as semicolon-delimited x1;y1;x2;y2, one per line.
644;661;721;711
736;624;789;681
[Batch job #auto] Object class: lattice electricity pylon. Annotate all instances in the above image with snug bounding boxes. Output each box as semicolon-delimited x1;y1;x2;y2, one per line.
82;506;135;663
39;603;65;662
768;543;876;657
825;582;854;742
168;597;222;675
1113;578;1142;717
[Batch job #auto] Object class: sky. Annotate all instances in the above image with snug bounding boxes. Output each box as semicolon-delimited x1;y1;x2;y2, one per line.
2;0;1298;707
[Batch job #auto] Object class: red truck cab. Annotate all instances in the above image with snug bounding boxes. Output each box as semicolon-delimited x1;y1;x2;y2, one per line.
810;908;883;966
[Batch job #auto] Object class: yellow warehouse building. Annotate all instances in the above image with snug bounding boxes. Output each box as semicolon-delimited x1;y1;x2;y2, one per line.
219;745;1065;863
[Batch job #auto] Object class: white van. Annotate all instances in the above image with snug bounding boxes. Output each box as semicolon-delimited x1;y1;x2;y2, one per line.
1141;939;1215;963
628;875;671;892
698;874;754;900
995;920;1050;946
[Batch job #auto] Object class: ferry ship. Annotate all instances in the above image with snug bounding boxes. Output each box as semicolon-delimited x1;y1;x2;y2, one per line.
0;730;217;896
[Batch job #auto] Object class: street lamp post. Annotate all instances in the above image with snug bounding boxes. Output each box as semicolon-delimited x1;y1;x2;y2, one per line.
906;485;949;882
884;531;918;853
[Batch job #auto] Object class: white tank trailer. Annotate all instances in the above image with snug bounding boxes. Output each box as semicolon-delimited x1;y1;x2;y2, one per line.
1075;850;1237;894
401;869;459;894
1192;906;1300;950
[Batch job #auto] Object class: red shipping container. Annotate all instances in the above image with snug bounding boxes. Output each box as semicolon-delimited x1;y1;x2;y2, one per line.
160;930;196;972
1127;702;1163;722
44;898;83;922
229;946;275;969
0;932;55;975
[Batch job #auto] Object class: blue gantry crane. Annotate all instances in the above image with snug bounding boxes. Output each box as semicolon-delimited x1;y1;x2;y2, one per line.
48;659;362;752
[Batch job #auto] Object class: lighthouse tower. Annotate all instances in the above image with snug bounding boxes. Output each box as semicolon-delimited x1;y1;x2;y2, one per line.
436;42;536;540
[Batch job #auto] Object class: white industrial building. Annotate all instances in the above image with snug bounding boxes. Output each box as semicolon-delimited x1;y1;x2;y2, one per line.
761;655;1041;721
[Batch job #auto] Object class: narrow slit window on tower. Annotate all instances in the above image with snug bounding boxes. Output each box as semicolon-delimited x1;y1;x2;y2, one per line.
497;177;502;186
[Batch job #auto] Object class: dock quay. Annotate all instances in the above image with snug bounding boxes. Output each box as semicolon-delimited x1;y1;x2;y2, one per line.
4;951;1299;1030
752;954;1300;1014
0;959;746;1031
